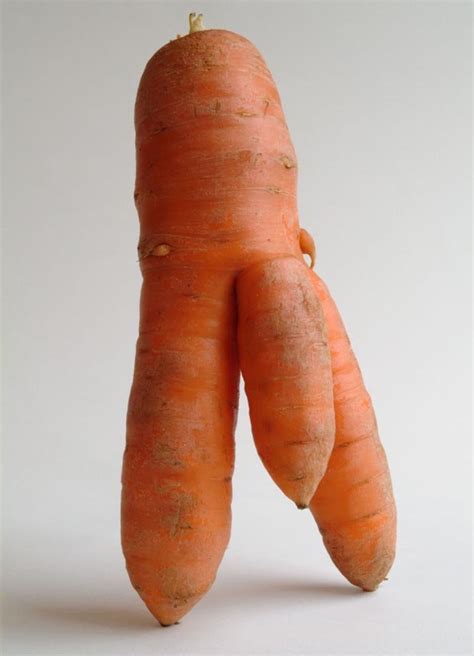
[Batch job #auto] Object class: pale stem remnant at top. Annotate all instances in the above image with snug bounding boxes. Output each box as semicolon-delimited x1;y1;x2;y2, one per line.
189;13;205;33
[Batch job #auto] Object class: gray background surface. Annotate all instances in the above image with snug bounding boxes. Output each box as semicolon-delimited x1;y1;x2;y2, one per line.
2;1;472;654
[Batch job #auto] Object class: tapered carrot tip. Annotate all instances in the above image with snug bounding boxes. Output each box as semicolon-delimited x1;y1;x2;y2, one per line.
314;504;396;592
143;596;202;627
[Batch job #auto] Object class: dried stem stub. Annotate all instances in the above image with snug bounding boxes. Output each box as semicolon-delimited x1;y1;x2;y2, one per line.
189;13;205;33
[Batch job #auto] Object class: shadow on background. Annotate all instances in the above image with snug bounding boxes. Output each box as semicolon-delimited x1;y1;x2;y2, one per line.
7;572;361;633
205;571;361;610
7;596;158;632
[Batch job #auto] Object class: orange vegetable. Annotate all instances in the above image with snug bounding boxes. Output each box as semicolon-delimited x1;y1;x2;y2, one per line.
309;272;397;591
121;20;334;625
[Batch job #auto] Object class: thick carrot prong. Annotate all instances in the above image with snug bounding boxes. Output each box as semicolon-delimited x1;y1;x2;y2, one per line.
122;268;239;625
237;257;335;508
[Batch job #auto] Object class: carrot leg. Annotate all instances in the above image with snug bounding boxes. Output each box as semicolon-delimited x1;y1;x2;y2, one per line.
309;273;396;591
237;257;335;508
121;267;239;625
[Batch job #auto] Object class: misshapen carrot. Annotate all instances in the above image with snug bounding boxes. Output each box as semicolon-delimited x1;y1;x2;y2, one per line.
309;272;397;591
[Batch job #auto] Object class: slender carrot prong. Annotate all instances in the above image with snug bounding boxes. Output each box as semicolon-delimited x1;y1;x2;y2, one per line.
309;274;397;591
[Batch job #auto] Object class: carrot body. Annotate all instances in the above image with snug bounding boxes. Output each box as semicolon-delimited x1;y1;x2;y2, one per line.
122;29;329;625
309;273;397;591
237;257;335;507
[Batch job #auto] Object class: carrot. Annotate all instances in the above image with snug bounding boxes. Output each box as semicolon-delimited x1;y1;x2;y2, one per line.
121;19;331;625
237;257;335;507
308;270;397;591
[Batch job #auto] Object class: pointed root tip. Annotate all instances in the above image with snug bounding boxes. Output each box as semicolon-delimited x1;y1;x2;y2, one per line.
296;502;308;510
159;619;180;627
361;575;390;592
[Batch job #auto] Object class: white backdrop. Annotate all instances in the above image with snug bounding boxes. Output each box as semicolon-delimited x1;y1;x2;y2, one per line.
2;2;472;655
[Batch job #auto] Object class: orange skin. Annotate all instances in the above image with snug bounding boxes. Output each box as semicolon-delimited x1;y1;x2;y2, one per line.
122;268;239;625
309;273;397;591
237;257;334;507
122;29;334;625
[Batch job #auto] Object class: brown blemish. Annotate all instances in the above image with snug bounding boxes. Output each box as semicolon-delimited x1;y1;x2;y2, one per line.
152;244;171;257
352;470;385;489
154;480;180;494
262;418;273;432
354;476;372;488
357;508;384;521
335;434;371;449
158;567;209;610
164;492;198;537
150;124;168;135
298;279;317;317
284;439;317;446
336;441;353;449
137;239;171;260
236;109;257;117
153;443;183;468
280;155;296;169
289;473;307;481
